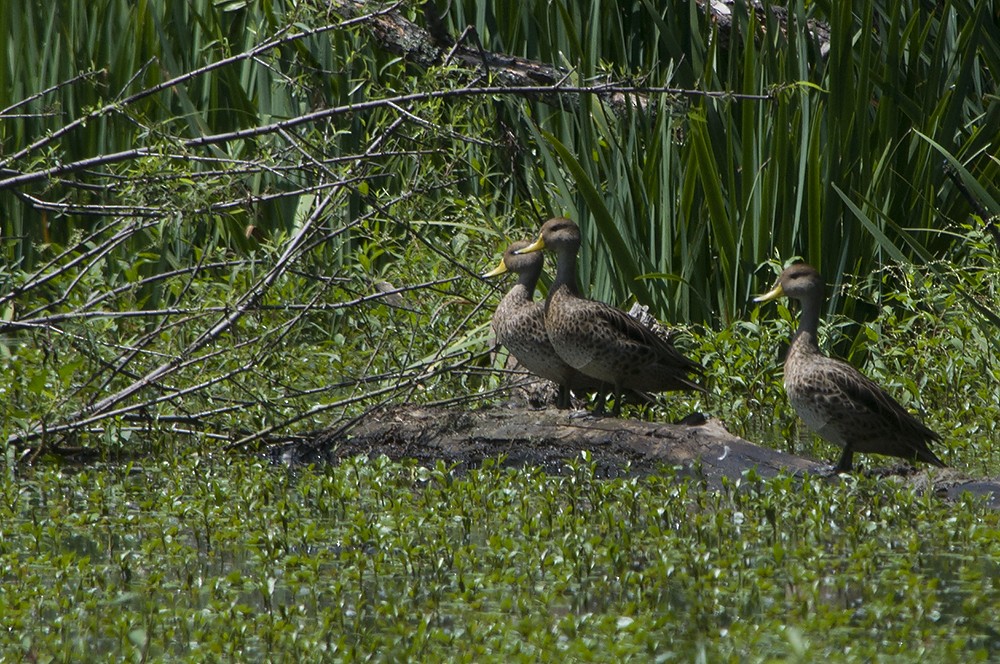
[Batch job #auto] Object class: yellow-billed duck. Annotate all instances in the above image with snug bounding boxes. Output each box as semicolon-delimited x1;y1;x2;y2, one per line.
484;240;610;409
755;263;945;472
516;218;704;416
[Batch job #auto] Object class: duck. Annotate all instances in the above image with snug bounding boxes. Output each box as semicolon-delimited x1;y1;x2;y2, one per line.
516;218;704;416
484;240;608;409
755;262;946;472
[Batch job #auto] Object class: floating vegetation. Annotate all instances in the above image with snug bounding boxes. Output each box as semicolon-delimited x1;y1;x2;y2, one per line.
2;454;998;660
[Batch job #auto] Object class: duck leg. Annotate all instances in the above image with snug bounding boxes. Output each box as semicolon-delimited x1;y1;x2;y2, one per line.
556;384;571;409
591;390;608;416
610;382;624;417
596;389;607;412
832;445;855;474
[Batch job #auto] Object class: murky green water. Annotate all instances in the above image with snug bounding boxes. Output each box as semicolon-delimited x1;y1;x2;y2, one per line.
2;453;998;661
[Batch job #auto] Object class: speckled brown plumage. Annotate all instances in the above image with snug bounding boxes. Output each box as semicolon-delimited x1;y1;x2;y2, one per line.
484;241;608;409
516;218;704;416
755;263;946;472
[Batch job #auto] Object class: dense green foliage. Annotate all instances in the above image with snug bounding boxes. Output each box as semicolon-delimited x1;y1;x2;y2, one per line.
2;455;999;661
1;1;506;447
2;0;998;449
2;1;1000;660
449;0;1000;322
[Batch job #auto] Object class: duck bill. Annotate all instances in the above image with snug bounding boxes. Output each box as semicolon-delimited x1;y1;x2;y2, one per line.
482;261;508;278
514;236;545;254
754;282;785;303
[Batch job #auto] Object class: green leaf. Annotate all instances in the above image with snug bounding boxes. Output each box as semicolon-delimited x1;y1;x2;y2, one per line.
541;129;654;305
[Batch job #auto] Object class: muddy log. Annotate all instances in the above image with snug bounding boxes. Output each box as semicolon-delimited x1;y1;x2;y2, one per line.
282;404;999;508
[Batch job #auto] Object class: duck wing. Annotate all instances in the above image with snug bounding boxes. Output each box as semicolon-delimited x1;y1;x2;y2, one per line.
595;303;704;375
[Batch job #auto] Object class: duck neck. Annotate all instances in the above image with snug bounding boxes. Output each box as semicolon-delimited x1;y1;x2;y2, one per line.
550;245;581;298
516;266;541;302
792;292;822;350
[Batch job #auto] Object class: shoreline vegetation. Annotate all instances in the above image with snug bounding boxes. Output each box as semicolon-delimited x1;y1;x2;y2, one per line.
2;0;998;659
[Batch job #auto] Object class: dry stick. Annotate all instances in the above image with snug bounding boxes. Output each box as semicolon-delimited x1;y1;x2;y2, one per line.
4;217;160;312
8;97;533;450
349;332;394;419
8;113;431;447
340;188;499;406
16;192;174;217
421;374;534;411
367;217;499;407
359;347;508;432
57;228;149;315
224;116;427;450
192;174;373;215
0;3;405;171
22;250;481;448
395;290;495;408
89;279;211;401
225;274;344;415
13;306;242;327
12;155;368;215
5;188;338;448
98;154;387;185
0;70;102;117
0;82;770;192
23;338;271;445
80;260;251;311
12;292;330;447
226;379;407;451
247;303;469;441
10;313;210;381
385;101;495;148
235;360;460;407
226;341;490;450
17;174;390;427
218;276;459;426
10;217;221;412
943;163;1000;254
14;346;243;457
329;276;461;311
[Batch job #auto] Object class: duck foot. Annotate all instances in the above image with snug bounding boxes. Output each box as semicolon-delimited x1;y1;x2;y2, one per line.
569;408;605;420
815;464;849;478
791;464;848;479
674;412;708;426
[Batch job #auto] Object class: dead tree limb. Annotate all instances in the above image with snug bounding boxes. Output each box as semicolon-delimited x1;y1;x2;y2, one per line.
327;0;830;114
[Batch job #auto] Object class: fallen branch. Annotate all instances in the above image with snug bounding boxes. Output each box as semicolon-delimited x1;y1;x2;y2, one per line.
284;403;1000;508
